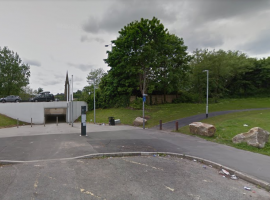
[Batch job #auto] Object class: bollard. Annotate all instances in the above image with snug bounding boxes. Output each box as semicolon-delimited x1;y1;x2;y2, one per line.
176;121;178;131
31;118;32;127
159;120;162;130
56;116;58;126
17;118;19;128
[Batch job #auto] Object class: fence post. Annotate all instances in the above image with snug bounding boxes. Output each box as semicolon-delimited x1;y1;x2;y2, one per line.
176;121;178;131
159;120;162;130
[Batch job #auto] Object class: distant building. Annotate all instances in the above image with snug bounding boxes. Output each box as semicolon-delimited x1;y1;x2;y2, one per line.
64;72;70;101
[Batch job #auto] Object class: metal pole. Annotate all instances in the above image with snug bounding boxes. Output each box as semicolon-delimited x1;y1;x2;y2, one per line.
72;75;73;127
176;121;178;131
69;79;71;125
17;118;19;128
159;120;162;130
206;70;209;118
94;82;96;124
57;116;58;126
44;117;45;127
31;118;32;127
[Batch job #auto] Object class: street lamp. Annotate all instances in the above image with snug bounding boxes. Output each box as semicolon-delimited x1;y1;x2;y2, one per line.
88;79;96;124
93;80;96;124
143;94;147;129
105;43;112;51
203;70;209;118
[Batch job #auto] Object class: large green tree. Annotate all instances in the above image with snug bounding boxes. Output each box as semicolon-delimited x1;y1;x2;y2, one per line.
0;46;30;95
104;17;168;96
103;17;191;106
152;33;192;101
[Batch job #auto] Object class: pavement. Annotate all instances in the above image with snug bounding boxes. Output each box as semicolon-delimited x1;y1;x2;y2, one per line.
0;112;270;199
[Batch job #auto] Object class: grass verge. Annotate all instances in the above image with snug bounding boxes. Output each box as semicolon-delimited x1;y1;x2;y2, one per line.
0;114;26;128
177;110;270;156
83;97;270;128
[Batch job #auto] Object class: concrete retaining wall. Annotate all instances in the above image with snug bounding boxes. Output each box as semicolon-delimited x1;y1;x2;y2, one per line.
0;101;87;124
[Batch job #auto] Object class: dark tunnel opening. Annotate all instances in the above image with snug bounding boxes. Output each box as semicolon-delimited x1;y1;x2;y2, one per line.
45;114;66;124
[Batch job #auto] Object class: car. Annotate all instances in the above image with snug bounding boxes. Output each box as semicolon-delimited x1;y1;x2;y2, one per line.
1;95;22;103
29;91;55;102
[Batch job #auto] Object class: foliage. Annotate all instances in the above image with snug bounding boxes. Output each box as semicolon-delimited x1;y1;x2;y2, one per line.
0;114;25;128
103;17;191;105
87;68;105;87
37;87;43;94
189;49;254;102
129;97;143;110
0;46;30;95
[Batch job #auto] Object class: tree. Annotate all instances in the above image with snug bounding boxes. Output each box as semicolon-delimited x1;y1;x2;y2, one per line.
189;49;254;102
87;68;105;87
152;33;192;101
37;87;43;94
0;46;30;95
104;17;168;96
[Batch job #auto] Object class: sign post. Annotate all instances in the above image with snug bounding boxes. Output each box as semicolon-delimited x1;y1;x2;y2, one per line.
81;106;87;136
143;94;147;129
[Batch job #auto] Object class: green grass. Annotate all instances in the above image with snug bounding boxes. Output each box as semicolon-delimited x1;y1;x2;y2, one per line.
83;97;270;128
0;114;25;128
177;110;270;156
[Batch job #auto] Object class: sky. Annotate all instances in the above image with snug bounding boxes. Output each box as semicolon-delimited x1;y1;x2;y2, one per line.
0;0;270;94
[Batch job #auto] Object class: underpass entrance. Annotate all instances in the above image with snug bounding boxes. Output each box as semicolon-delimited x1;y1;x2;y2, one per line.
44;108;67;124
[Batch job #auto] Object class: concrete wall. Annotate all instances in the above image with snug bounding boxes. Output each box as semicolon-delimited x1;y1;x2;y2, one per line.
0;101;87;124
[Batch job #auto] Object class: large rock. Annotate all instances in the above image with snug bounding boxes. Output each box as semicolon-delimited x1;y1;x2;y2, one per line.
189;122;216;137
133;117;147;126
232;127;270;148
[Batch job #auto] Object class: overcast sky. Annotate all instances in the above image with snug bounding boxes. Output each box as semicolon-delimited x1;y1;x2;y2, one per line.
1;0;270;94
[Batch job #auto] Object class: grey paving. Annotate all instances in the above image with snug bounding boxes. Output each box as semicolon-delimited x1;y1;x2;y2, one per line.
1;156;269;200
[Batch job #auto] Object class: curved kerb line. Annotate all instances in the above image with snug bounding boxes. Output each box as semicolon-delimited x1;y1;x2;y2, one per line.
1;151;269;192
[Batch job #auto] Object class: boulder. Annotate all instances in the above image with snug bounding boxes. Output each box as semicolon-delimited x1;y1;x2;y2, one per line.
189;122;216;137
133;117;147;126
232;127;270;148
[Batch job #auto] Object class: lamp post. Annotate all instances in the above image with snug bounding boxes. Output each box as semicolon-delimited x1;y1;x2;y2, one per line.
72;75;74;127
203;70;209;118
105;43;112;51
93;79;96;124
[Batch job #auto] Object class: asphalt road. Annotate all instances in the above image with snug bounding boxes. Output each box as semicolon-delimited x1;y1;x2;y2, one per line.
1;127;270;186
1;156;269;200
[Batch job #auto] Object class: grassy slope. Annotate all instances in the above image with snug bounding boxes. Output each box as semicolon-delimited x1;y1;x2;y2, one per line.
85;98;270;127
0;114;25;128
177;110;270;156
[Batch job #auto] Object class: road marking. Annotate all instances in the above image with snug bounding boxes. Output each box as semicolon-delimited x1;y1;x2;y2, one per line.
122;158;163;171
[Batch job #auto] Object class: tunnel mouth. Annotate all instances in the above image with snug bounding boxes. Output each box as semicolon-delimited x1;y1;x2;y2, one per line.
44;108;67;124
45;114;66;124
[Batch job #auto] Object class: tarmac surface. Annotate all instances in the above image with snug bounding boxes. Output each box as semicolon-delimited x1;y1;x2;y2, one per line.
0;112;270;199
1;156;269;200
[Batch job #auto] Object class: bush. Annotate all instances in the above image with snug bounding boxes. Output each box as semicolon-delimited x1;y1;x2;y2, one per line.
172;92;200;103
130;98;143;110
